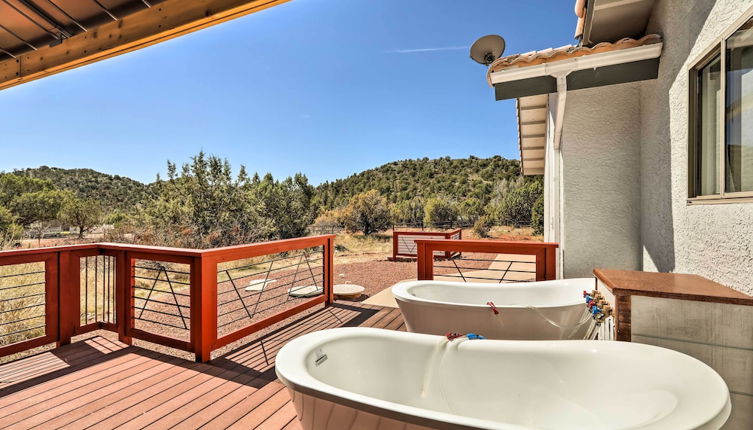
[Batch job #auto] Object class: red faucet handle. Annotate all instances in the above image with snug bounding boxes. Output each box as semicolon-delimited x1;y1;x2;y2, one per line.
445;332;463;341
486;301;499;315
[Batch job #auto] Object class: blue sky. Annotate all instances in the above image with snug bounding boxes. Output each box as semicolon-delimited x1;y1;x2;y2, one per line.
0;0;574;185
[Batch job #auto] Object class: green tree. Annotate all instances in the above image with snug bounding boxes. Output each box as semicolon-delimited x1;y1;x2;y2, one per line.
9;189;67;243
0;206;16;232
391;197;424;226
423;196;458;228
0;174;53;207
10;190;66;227
0;205;22;247
531;193;544;236
495;180;543;227
146;152;273;248
338;190;391;235
457;197;483;223
60;196;102;239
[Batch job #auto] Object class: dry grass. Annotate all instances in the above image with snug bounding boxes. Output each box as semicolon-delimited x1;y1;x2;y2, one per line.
0;262;46;347
333;232;392;263
487;225;541;241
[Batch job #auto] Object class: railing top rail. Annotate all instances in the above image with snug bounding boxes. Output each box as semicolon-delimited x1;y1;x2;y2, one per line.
0;236;337;261
414;239;559;249
0;243;100;258
200;235;335;261
393;229;462;236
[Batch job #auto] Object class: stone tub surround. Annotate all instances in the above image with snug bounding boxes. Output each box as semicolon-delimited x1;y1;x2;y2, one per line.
594;269;753;430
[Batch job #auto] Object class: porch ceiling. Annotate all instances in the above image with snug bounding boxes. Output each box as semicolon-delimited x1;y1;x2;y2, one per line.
0;0;290;91
517;94;547;176
576;0;656;46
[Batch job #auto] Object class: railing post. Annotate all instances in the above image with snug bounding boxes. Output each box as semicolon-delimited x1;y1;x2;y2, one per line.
391;232;398;261
192;254;217;363
57;251;78;347
544;245;557;280
115;251;133;345
534;248;547;281
325;236;335;305
417;241;434;280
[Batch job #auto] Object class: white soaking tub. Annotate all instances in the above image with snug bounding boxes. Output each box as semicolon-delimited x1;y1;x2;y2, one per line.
275;328;731;430
392;279;593;340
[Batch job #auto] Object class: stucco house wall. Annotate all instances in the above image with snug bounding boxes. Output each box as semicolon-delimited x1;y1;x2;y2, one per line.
640;0;753;295
557;83;643;278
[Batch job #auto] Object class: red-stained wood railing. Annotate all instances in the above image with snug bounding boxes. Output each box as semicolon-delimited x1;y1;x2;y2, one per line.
0;236;335;363
391;229;462;260
416;239;558;282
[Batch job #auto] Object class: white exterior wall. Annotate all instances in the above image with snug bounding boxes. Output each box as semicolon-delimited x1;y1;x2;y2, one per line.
555;83;644;278
640;0;753;295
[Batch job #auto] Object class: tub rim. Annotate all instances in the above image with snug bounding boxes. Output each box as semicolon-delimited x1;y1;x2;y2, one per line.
391;278;594;309
274;327;731;430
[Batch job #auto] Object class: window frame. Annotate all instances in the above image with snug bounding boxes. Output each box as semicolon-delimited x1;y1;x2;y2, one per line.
688;7;753;204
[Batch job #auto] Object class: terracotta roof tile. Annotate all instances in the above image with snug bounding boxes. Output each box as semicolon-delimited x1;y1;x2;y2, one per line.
487;34;662;76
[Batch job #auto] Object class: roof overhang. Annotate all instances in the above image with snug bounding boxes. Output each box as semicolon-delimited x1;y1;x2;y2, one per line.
0;0;290;92
517;95;548;176
490;40;663;101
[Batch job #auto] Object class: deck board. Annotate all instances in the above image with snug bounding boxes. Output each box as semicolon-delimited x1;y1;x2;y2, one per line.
0;302;399;430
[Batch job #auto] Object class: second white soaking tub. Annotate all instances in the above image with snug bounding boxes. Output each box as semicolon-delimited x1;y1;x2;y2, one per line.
276;328;731;430
392;278;594;340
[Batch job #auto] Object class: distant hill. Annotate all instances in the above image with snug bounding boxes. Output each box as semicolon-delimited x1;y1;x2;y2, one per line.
315;155;522;209
11;166;152;211
8;156;524;213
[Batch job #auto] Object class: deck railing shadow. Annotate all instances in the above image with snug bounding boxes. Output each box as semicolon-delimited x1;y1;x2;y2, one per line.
0;335;136;398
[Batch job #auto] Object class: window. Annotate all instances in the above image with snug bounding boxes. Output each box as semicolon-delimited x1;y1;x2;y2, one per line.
689;15;753;201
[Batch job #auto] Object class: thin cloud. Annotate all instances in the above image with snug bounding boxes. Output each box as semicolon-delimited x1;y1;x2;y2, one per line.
385;46;468;54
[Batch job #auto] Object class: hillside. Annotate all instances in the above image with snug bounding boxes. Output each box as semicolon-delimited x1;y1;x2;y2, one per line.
315;155;522;209
11;166;152;210
7;155;526;213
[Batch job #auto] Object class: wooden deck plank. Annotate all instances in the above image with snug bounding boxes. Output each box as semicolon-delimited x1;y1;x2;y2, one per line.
162;306;363;429
0;302;401;430
171;378;283;430
50;356;201;429
2;354;181;428
0;352;159;423
0;337;128;391
217;383;290;429
248;398;299;430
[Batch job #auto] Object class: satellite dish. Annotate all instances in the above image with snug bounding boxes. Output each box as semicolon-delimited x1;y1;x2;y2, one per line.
470;35;505;66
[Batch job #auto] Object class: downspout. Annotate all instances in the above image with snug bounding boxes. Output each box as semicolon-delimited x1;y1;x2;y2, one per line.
551;73;569;150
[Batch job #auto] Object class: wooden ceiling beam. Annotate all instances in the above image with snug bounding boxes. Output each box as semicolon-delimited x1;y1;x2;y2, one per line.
0;0;291;91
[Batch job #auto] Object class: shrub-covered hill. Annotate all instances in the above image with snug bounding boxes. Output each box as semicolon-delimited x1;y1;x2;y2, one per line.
314;155;521;209
11;166;152;210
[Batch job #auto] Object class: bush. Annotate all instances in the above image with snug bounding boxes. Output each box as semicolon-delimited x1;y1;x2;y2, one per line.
472;215;493;238
495;180;543;227
338;190;391;235
423;196;458;228
531;193;544;236
457;197;483;223
391;197;424;226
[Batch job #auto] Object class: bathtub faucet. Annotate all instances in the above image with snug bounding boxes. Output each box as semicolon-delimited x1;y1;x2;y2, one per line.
445;332;486;341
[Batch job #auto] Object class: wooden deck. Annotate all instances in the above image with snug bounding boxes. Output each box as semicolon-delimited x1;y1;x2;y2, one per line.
0;303;405;430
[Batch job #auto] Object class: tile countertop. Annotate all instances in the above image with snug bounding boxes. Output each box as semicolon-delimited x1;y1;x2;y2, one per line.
593;269;753;306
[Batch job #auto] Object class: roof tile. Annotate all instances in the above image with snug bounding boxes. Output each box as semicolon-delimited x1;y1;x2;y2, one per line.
487;34;662;76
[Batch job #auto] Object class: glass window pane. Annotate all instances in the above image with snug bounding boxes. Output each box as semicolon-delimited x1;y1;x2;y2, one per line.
697;56;721;196
726;19;753;193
